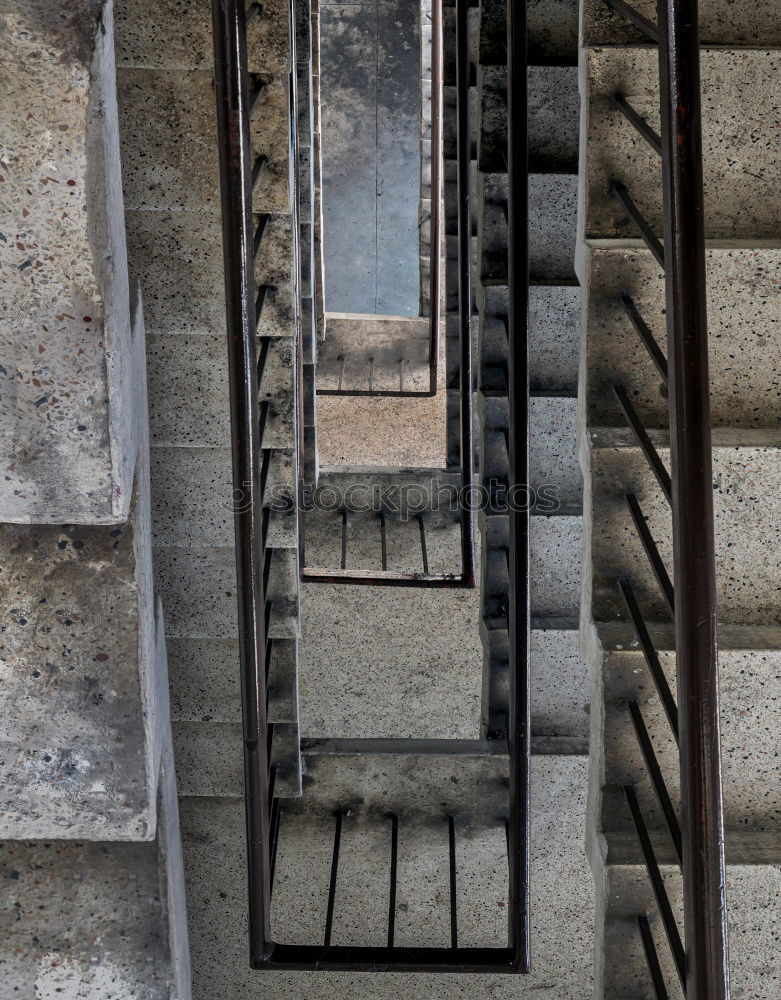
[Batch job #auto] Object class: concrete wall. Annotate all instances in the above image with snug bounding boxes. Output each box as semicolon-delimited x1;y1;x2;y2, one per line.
0;287;167;842
0;0;143;523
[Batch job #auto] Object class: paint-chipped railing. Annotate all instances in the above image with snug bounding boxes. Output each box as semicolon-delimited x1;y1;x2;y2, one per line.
212;0;529;971
602;0;729;996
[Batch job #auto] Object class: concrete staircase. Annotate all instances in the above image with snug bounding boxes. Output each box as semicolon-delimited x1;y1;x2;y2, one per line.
115;0;305;802
578;3;781;996
471;0;585;747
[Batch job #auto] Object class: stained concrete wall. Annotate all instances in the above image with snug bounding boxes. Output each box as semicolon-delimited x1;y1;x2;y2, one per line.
0;287;167;841
0;0;142;523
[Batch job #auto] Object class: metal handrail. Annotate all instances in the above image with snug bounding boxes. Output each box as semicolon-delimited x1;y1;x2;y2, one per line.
507;0;531;973
211;0;273;965
212;0;529;971
603;0;730;996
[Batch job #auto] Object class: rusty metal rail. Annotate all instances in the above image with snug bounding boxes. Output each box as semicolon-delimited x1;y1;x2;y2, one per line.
603;0;730;996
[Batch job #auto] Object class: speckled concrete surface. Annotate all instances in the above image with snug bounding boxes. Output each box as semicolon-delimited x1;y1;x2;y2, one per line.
531;513;583;617
584;48;781;241
530;396;583;503
0;731;189;998
595;858;780;999
0;488;160;840
529;65;579;170
528;0;578;61
317;313;431;391
529;172;578;281
529;285;581;391
590;622;781;841
582;0;781;47
582;244;781;429
0;838;173;998
298;579;483;738
179;755;595;998
0;0;143;523
586;438;781;625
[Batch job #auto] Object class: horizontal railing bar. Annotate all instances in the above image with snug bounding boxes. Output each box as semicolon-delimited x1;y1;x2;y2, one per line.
252;944;522;973
624;492;675;615
603;0;659;42
613;384;672;503
624;785;686;988
618;578;679;741
621;295;668;383
316;387;437;399
611;182;665;268
637;914;671;1000
628;699;683;865
610;94;662;154
301;567;472;588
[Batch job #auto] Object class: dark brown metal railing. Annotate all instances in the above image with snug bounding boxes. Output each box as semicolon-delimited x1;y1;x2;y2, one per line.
212;0;529;972
602;0;730;996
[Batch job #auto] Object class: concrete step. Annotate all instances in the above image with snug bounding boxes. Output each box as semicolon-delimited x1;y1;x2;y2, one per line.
477;282;581;393
0;738;189;997
168;636;299;727
584;431;781;627
317;314;431;393
172;718;302;798
477;395;582;506
179;752;595;998
150;446;296;550
116;0;291;75
594;855;780;999
582;0;781;47
529;64;579;171
484;622;590;741
0;484;165;841
584;48;781;241
580;244;781;430
588;621;781;851
478;172;577;283
302;468;463;577
528;0;578;63
147;333;294;450
117;63;291;215
478;64;578;171
154;545;299;640
480;512;583;620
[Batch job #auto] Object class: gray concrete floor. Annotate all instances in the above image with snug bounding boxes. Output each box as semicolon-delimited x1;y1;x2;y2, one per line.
320;1;421;315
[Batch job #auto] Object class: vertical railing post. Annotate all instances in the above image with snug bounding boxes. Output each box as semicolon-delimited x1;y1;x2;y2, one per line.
428;0;444;392
656;1;729;996
211;0;273;965
506;0;531;972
